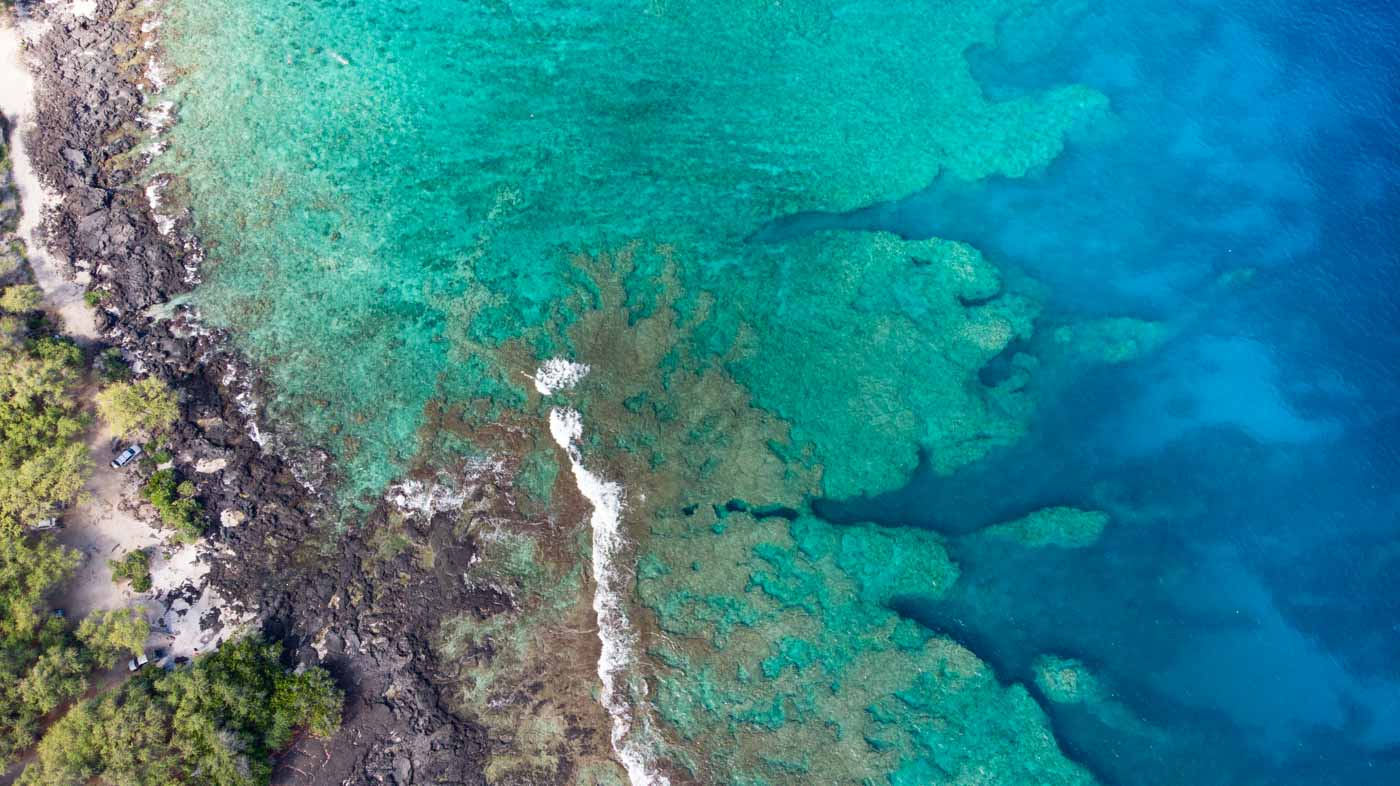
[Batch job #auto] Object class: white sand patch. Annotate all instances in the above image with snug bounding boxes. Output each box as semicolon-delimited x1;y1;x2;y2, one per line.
147;543;253;659
548;407;668;786
70;1;99;19
530;357;590;395
0;14;98;340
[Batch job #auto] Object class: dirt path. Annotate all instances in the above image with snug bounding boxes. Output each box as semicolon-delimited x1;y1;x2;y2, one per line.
0;8;99;343
49;417;161;618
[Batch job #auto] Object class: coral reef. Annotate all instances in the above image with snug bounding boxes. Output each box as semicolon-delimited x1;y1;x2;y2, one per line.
1049;317;1174;365
1033;654;1104;704
980;506;1111;549
638;513;1093;785
148;0;1117;781
157;0;1108;500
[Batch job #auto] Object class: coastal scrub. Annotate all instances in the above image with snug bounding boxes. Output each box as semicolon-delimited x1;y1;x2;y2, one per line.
17;636;343;786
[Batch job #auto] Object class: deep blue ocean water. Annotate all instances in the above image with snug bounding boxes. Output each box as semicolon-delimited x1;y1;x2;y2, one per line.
821;1;1400;784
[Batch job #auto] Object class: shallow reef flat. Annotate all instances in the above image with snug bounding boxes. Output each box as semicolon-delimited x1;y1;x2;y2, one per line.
156;0;1112;782
637;513;1094;785
160;0;1105;498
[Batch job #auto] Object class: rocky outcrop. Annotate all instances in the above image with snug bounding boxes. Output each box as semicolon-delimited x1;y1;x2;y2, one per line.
16;2;493;782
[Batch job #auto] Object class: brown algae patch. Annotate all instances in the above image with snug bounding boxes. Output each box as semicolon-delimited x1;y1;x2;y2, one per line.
536;243;1095;782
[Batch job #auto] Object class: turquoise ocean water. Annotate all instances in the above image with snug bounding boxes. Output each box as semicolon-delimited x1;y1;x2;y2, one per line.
155;1;1400;784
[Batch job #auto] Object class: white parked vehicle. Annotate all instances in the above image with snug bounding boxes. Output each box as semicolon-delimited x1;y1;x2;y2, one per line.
129;648;166;672
111;444;142;469
30;517;62;532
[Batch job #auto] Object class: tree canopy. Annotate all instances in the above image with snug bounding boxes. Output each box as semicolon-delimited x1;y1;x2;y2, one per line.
0;530;152;764
0;284;42;313
78;608;150;667
18;636;344;786
95;377;180;441
0;329;89;534
109;549;154;593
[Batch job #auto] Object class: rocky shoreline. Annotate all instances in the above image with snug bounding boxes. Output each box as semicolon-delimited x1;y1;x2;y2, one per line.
9;2;509;783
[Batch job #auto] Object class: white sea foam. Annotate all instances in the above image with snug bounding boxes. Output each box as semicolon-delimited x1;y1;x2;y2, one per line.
386;478;470;516
548;407;669;786
141;98;173;132
143;53;168;90
531;357;590;395
145;178;176;237
219;364;268;447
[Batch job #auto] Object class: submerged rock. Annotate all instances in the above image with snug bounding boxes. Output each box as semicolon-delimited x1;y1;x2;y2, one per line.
980;506;1111;549
1034;654;1104;705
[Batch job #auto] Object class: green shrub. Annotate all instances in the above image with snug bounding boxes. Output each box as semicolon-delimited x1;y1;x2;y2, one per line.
0;284;41;313
94;348;131;384
82;290;108;308
108;549;152;593
141;470;205;542
75;609;149;666
0;317;89;534
0;532;86;765
142;469;177;507
17;636;343;786
27;336;81;369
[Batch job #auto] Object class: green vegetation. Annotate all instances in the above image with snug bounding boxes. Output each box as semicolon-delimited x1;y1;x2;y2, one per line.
0;288;89;534
0;151;149;767
141;469;205;542
95;348;133;384
17;636;344;786
109;549;153;593
96;376;179;440
1;532;150;765
0;250;19;279
83;289;109;307
0;283;42;313
77;608;151;667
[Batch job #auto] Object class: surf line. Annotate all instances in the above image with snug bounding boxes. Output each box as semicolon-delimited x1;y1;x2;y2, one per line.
540;362;669;786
